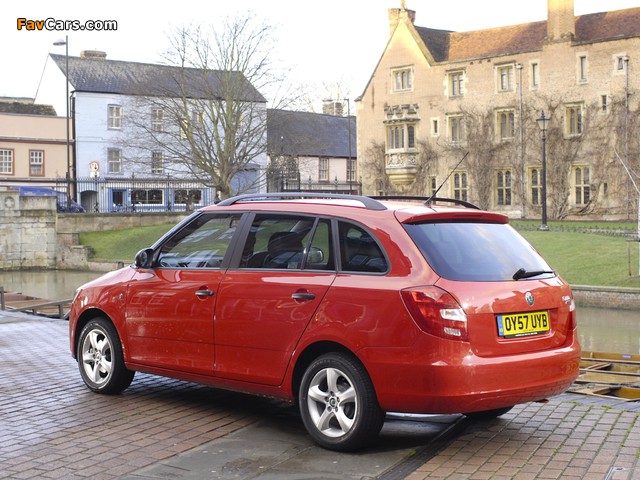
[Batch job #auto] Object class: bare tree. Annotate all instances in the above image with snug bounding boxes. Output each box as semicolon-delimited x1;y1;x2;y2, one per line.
122;15;287;199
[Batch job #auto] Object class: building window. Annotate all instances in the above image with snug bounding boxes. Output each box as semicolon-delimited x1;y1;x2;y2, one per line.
497;65;514;92
108;105;122;129
347;158;356;183
179;119;188;139
132;189;163;205
448;115;465;143
601;95;608;113
151;151;164;174
429;176;437;197
566;104;583;136
387;125;415;150
498;110;515;140
319;158;329;181
0;149;14;175
531;62;539;88
448;71;464;97
575;166;590;205
617;56;627;71
29;150;44;176
432;119;439;136
108;148;122;174
578;55;588;82
531;168;540;205
452;171;468;201
392;67;413;92
152;109;164;132
497;169;512;206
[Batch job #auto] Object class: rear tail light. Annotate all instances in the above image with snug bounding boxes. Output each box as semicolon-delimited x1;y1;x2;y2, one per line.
569;297;577;330
401;286;469;341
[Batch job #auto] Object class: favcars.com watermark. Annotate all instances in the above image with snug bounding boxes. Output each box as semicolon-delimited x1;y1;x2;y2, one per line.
17;18;117;32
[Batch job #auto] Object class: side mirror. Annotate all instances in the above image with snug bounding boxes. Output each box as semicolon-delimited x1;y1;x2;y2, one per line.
134;248;154;269
308;247;324;264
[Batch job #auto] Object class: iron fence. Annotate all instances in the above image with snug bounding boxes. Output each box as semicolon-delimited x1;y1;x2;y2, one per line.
61;176;217;213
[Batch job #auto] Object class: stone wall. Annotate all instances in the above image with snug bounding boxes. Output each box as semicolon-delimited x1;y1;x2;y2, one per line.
0;192;57;269
0;191;187;271
572;285;640;310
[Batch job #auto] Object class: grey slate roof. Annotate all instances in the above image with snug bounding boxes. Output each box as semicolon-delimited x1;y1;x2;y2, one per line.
267;109;356;158
50;54;266;103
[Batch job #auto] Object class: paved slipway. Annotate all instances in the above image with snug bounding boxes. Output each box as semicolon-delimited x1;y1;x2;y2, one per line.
1;310;639;480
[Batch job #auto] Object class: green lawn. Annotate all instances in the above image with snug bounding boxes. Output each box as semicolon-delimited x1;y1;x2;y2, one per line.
80;223;175;263
79;221;640;289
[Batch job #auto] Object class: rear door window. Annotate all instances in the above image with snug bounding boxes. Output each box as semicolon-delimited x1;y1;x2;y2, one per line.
403;222;552;281
338;221;388;273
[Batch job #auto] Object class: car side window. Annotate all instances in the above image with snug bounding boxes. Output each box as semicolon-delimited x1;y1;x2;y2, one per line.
157;214;241;268
339;221;388;273
240;214;331;270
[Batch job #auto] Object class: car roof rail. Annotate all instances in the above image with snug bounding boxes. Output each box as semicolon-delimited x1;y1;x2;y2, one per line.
371;195;480;210
216;192;388;210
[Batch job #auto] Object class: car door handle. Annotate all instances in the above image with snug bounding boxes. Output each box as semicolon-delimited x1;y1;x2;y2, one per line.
291;292;315;301
195;289;214;297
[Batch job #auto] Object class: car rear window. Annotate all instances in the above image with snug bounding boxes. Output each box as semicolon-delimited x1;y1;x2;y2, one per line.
403;222;553;281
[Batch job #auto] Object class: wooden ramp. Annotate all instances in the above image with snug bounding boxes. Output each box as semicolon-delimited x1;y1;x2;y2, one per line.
0;289;71;319
570;351;640;401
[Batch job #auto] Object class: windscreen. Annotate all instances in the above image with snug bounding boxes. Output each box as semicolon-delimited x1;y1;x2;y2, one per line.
403;222;553;281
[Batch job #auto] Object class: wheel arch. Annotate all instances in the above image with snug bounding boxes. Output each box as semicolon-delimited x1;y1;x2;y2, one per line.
291;341;369;403
72;308;118;359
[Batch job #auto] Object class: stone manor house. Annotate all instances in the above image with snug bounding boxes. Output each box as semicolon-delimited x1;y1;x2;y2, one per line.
356;0;640;220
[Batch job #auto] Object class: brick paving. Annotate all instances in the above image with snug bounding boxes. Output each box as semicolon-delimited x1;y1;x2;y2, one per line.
2;311;640;479
0;314;268;479
406;395;640;480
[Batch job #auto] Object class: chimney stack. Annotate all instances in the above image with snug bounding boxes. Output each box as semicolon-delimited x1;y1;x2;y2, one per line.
80;50;107;59
547;0;575;42
388;6;416;36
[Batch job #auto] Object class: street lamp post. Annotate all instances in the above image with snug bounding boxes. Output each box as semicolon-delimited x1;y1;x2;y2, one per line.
536;111;550;231
53;35;71;210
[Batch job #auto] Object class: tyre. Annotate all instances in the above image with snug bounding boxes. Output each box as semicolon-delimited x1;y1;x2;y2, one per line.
465;406;513;421
77;317;135;394
299;352;385;452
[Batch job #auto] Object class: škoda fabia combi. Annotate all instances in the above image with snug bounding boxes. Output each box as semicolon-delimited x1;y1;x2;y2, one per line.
69;193;580;451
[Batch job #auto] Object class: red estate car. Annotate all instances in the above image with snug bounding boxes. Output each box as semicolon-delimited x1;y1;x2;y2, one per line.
69;193;580;451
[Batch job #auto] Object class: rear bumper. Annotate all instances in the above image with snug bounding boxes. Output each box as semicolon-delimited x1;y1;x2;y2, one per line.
360;335;581;414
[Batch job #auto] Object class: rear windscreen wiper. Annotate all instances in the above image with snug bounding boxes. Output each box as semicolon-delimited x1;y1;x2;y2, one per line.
513;268;555;280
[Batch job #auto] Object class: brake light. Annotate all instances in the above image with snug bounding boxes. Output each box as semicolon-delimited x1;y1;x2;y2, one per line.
401;286;469;341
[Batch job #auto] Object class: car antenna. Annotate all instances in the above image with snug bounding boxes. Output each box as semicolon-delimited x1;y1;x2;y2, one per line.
425;151;469;206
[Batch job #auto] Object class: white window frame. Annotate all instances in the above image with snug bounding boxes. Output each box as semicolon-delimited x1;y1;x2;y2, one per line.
0;149;14;175
318;158;329;181
152;108;164;132
151;151;164;175
29;150;44;176
108;105;122;129
530;61;540;89
108;148;122;174
577;54;588;83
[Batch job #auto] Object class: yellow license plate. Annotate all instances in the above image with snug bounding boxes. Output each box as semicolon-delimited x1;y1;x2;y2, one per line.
497;311;550;338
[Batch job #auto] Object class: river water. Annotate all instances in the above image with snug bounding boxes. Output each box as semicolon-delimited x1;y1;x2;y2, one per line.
0;270;638;355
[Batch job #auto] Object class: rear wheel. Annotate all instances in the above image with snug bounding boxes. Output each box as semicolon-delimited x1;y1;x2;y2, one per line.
299;352;385;452
77;318;134;394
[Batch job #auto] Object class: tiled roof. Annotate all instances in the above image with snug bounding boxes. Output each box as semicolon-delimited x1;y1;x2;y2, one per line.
417;7;640;63
50;54;266;103
267;109;356;158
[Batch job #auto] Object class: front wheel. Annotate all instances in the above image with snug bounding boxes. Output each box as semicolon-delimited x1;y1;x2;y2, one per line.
77;317;134;394
299;352;385;452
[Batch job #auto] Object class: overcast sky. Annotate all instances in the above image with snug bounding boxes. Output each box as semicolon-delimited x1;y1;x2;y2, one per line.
2;0;638;110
